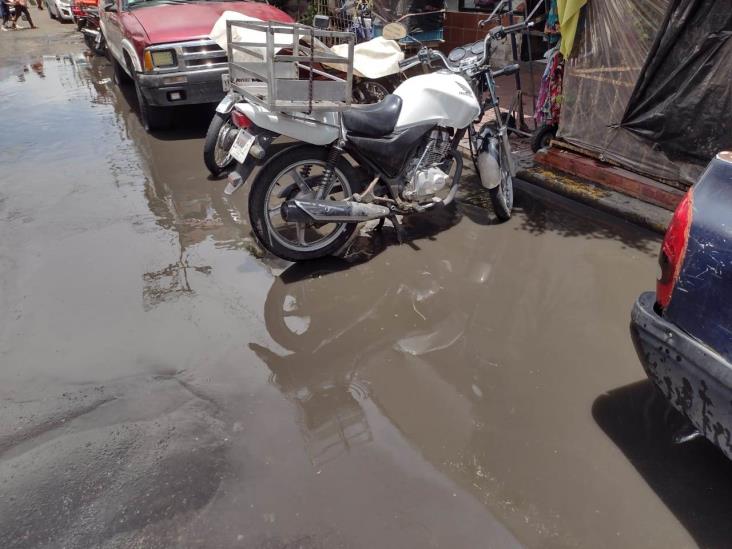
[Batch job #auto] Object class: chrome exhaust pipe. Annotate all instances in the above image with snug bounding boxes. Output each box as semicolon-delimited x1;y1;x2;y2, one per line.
281;199;390;223
81;28;100;38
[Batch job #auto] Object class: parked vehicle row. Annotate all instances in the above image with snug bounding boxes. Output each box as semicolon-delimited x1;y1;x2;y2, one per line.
76;3;524;262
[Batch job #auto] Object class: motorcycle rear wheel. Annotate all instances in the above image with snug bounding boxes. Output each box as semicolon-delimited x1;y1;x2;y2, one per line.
203;112;236;177
249;146;363;262
83;32;105;56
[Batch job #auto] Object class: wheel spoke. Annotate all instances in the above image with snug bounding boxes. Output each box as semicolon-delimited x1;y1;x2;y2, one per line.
291;169;313;193
295;222;306;245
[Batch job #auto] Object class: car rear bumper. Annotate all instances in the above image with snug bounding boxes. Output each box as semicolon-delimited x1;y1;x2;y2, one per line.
630;291;732;459
58;5;73;19
137;67;227;107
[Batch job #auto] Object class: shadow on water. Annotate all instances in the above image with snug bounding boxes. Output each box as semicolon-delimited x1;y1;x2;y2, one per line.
593;380;732;548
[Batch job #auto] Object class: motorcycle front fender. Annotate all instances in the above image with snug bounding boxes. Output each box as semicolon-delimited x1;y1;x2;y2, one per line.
236;103;339;146
216;92;240;114
477;137;502;190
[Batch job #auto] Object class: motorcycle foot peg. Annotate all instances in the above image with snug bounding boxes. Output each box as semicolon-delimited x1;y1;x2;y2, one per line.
224;172;243;196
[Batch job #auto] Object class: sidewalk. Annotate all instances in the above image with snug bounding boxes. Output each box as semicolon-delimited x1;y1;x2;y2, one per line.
459;134;673;234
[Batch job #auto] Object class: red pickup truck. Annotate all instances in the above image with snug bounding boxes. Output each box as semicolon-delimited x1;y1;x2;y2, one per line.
99;0;292;131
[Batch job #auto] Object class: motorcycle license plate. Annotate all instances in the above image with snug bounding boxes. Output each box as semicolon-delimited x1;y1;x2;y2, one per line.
229;130;255;163
221;73;231;92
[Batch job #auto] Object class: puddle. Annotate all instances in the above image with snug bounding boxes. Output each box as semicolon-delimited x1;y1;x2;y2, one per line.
3;51;724;549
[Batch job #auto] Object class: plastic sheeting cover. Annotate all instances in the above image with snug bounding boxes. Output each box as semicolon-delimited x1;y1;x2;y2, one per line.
621;0;732;166
556;0;706;187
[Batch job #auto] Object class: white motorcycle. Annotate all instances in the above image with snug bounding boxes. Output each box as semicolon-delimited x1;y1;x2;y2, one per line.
224;20;530;262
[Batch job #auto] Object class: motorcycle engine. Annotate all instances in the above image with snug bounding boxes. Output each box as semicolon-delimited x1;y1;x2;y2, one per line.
403;129;453;201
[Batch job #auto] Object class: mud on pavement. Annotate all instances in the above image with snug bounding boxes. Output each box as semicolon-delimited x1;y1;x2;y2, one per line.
3;19;732;549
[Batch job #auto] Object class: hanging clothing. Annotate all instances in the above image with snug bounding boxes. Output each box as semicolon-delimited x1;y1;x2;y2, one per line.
557;0;586;58
544;0;560;45
534;47;564;126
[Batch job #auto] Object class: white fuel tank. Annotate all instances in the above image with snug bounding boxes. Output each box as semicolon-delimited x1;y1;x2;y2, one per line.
393;71;481;131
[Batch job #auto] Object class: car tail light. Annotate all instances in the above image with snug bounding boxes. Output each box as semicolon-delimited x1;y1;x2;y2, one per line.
657;191;693;310
231;110;251;129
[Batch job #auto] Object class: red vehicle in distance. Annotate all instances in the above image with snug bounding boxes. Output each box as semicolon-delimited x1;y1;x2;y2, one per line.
99;0;292;130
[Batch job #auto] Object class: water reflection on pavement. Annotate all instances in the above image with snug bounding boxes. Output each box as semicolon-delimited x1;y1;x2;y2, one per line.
2;54;731;549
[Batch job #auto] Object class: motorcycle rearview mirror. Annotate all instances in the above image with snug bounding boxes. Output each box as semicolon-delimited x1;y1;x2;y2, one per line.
312;14;330;30
382;22;408;40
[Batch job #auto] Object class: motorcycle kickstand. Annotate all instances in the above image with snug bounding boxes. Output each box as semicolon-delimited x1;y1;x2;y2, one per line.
388;214;406;244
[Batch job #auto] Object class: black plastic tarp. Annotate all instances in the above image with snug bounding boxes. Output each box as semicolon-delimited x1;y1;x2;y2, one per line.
621;0;732;165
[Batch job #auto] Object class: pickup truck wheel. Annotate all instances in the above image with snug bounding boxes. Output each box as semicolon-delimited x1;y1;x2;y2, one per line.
112;57;130;86
133;78;170;132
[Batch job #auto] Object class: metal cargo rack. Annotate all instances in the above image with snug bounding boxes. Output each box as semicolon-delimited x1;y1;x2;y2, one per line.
226;20;355;113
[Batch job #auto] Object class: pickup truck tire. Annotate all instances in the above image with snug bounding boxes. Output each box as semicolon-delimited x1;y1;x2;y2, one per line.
203;112;236;176
112;57;130;86
133;78;170;132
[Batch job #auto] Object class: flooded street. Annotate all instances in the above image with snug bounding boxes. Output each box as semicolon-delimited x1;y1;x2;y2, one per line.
3;21;732;549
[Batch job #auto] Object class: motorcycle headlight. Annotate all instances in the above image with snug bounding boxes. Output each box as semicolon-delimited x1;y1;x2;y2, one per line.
143;49;177;71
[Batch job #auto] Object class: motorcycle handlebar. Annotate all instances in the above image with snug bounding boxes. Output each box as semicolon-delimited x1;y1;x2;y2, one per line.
398;55;420;71
409;20;534;74
491;63;520;78
489;20;534;38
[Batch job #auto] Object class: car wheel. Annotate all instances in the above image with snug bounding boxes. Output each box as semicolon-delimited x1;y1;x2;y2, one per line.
111;57;130;86
48;2;56;18
133;78;170;132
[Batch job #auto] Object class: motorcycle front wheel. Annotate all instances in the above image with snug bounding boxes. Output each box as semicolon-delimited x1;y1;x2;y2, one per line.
488;144;514;221
203;112;237;176
248;146;362;262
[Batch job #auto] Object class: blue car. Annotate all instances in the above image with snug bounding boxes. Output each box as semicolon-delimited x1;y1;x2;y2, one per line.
631;151;732;459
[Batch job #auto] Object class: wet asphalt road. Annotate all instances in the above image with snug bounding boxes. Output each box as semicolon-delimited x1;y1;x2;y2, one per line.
3;19;732;549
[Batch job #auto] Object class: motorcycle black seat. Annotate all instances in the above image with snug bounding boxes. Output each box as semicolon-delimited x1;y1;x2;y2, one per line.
342;94;403;137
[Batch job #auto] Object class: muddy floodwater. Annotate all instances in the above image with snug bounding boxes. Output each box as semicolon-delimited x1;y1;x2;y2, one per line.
2;28;732;549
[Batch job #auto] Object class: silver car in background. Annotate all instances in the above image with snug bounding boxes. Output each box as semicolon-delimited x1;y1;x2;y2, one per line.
46;0;73;21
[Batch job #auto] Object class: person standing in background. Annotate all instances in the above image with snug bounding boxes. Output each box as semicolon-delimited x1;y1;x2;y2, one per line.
0;0;10;29
11;0;37;29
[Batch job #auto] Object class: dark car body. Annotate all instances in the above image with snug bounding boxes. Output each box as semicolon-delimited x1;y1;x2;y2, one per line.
99;0;291;108
631;151;732;459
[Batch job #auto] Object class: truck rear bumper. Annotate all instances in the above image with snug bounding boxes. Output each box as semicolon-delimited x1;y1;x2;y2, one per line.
630;291;732;459
137;67;227;107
